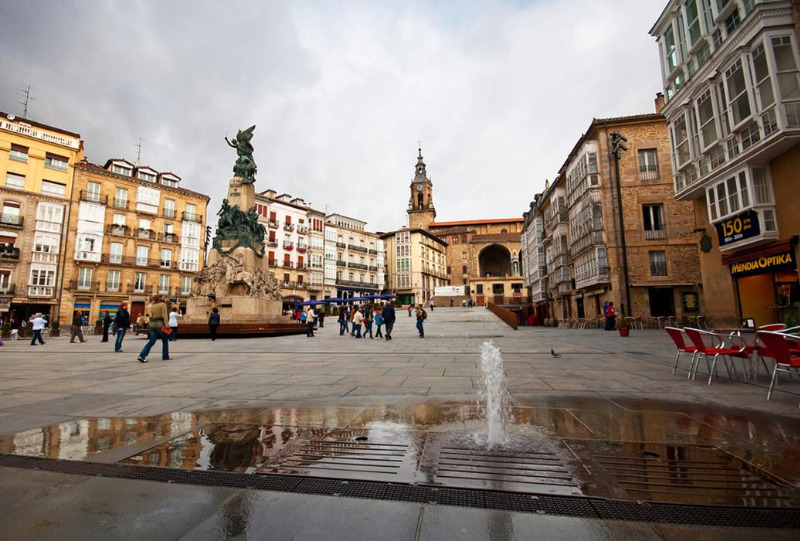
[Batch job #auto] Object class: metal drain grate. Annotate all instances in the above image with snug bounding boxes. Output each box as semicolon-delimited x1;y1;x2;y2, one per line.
433;447;581;496
3;454;800;528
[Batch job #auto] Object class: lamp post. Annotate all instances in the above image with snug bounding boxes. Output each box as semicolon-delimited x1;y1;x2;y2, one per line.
610;131;631;317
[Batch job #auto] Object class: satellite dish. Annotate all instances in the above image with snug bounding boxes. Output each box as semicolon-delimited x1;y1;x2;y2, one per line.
7;114;15;120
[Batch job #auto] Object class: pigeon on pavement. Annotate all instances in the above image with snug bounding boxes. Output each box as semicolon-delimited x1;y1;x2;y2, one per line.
550;349;561;358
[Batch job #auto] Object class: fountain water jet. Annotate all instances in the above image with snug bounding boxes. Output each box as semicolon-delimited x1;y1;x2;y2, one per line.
478;340;509;448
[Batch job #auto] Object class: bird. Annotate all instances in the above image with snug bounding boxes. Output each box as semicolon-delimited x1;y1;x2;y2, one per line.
550;349;561;358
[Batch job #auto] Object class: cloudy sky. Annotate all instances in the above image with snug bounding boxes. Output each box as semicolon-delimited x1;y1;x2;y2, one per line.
1;0;665;232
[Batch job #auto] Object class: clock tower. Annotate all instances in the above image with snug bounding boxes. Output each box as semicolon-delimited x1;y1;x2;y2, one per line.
407;147;436;229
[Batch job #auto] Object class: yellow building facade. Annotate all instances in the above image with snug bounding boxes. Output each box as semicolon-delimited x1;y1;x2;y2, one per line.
59;159;209;325
0;112;84;325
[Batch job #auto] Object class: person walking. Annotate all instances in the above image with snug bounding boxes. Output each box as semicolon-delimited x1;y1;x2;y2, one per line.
352;307;364;338
362;307;373;339
70;311;86;343
373;308;383;339
338;307;349;336
306;306;316;337
415;304;427;338
408;304;413;317
429;299;434;312
113;303;131;353
318;309;325;328
138;294;171;363
604;301;617;331
382;301;396;340
208;308;220;340
168;307;182;341
101;311;112;342
29;313;46;346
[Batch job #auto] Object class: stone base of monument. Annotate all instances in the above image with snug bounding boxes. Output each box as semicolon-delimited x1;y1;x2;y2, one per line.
179;296;306;338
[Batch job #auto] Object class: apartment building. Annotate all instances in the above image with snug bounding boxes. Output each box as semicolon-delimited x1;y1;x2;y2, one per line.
651;0;800;326
522;113;702;323
255;190;325;308
325;213;384;301
60;159;209;324
0;112;84;324
381;227;447;306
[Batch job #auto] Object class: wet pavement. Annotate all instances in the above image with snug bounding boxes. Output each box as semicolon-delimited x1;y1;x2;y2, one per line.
1;308;800;538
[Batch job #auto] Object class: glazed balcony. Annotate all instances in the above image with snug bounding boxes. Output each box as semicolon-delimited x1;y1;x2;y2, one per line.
28;285;55;298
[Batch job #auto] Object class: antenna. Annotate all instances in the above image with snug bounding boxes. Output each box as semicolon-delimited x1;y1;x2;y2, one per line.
16;84;34;118
133;137;145;165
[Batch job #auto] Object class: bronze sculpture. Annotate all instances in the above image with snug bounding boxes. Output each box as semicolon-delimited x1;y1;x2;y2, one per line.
225;125;257;184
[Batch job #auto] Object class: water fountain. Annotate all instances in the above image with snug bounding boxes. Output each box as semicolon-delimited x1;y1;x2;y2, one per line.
478;340;509;448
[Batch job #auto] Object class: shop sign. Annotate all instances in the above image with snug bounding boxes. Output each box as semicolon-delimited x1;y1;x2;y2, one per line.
714;209;760;246
0;297;10;311
729;249;796;278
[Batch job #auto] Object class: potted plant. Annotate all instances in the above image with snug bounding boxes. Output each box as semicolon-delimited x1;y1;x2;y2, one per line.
617;315;631;337
50;320;61;337
1;322;10;339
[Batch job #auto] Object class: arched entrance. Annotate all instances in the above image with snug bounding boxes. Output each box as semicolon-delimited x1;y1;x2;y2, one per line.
478;245;512;277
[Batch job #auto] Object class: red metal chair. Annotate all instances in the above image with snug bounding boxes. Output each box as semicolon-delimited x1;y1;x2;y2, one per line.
756;331;800;400
683;328;747;385
736;324;787;379
665;327;697;378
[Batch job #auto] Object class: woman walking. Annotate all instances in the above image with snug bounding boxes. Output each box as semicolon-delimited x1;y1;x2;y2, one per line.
168;307;182;341
101;311;112;342
137;294;171;363
373;307;383;339
114;303;131;352
362;307;373;339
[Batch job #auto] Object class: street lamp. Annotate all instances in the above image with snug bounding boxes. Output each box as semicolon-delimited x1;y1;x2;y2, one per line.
610;131;631;317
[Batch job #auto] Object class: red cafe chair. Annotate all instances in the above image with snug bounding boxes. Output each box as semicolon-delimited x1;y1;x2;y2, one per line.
756;331;800;400
683;328;747;385
665;327;697;378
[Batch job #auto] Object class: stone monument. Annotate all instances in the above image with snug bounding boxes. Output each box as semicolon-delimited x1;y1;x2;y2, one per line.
182;126;296;334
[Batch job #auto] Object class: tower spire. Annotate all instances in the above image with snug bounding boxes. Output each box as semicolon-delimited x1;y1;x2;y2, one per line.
414;147;428;182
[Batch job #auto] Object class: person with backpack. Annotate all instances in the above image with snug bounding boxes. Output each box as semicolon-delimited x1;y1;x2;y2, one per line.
604;301;617;331
415;304;427;338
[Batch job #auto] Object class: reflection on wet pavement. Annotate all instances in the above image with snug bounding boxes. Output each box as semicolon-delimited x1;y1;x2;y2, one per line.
2;397;799;507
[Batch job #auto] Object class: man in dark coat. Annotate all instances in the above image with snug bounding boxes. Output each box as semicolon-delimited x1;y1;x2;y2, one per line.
101;311;112;342
114;303;131;352
382;302;396;341
208;308;221;341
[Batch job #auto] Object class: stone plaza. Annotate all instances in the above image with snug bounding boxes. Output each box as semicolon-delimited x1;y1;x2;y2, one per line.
1;307;799;539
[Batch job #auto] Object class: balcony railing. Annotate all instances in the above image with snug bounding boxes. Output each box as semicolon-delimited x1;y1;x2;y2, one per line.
283;242;294;250
268;220;279;229
348;244;368;253
267;240;278;247
67;280;101;292
348;262;368;270
336;260;346;267
111;197;129;209
159;232;178;243
182;211;202;223
279;261;294;269
0;244;20;260
368;248;378;255
336;242;347;248
127;285;154;295
136;228;156;240
0;214;24;228
28;285;54;298
283;223;295;232
297;247;307;253
106;224;130;237
0;283;16;295
162;208;176;219
74;250;101;262
639;165;659;181
79;190;107;205
335;279;378;288
297;226;308;235
644;229;666;240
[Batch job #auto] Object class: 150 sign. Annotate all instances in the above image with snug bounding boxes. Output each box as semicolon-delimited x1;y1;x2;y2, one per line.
714;209;760;246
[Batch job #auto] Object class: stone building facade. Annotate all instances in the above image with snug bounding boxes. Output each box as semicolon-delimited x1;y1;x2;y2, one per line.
651;0;800;327
324;213;384;301
255;190;326;308
0;112;84;325
381;227;447;306
60;159;209;324
522;112;703;324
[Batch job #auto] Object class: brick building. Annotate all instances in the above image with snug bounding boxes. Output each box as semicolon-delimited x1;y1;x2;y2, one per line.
522;112;703;324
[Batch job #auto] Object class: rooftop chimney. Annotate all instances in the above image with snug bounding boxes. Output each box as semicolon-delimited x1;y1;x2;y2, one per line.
655;92;666;114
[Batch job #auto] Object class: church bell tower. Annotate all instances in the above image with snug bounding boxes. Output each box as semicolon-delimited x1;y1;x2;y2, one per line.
407;148;436;230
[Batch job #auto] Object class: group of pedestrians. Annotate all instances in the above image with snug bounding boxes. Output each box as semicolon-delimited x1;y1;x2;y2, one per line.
336;302;397;340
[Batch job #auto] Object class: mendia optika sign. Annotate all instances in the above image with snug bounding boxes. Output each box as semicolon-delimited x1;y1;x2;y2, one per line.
729;249;796;278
